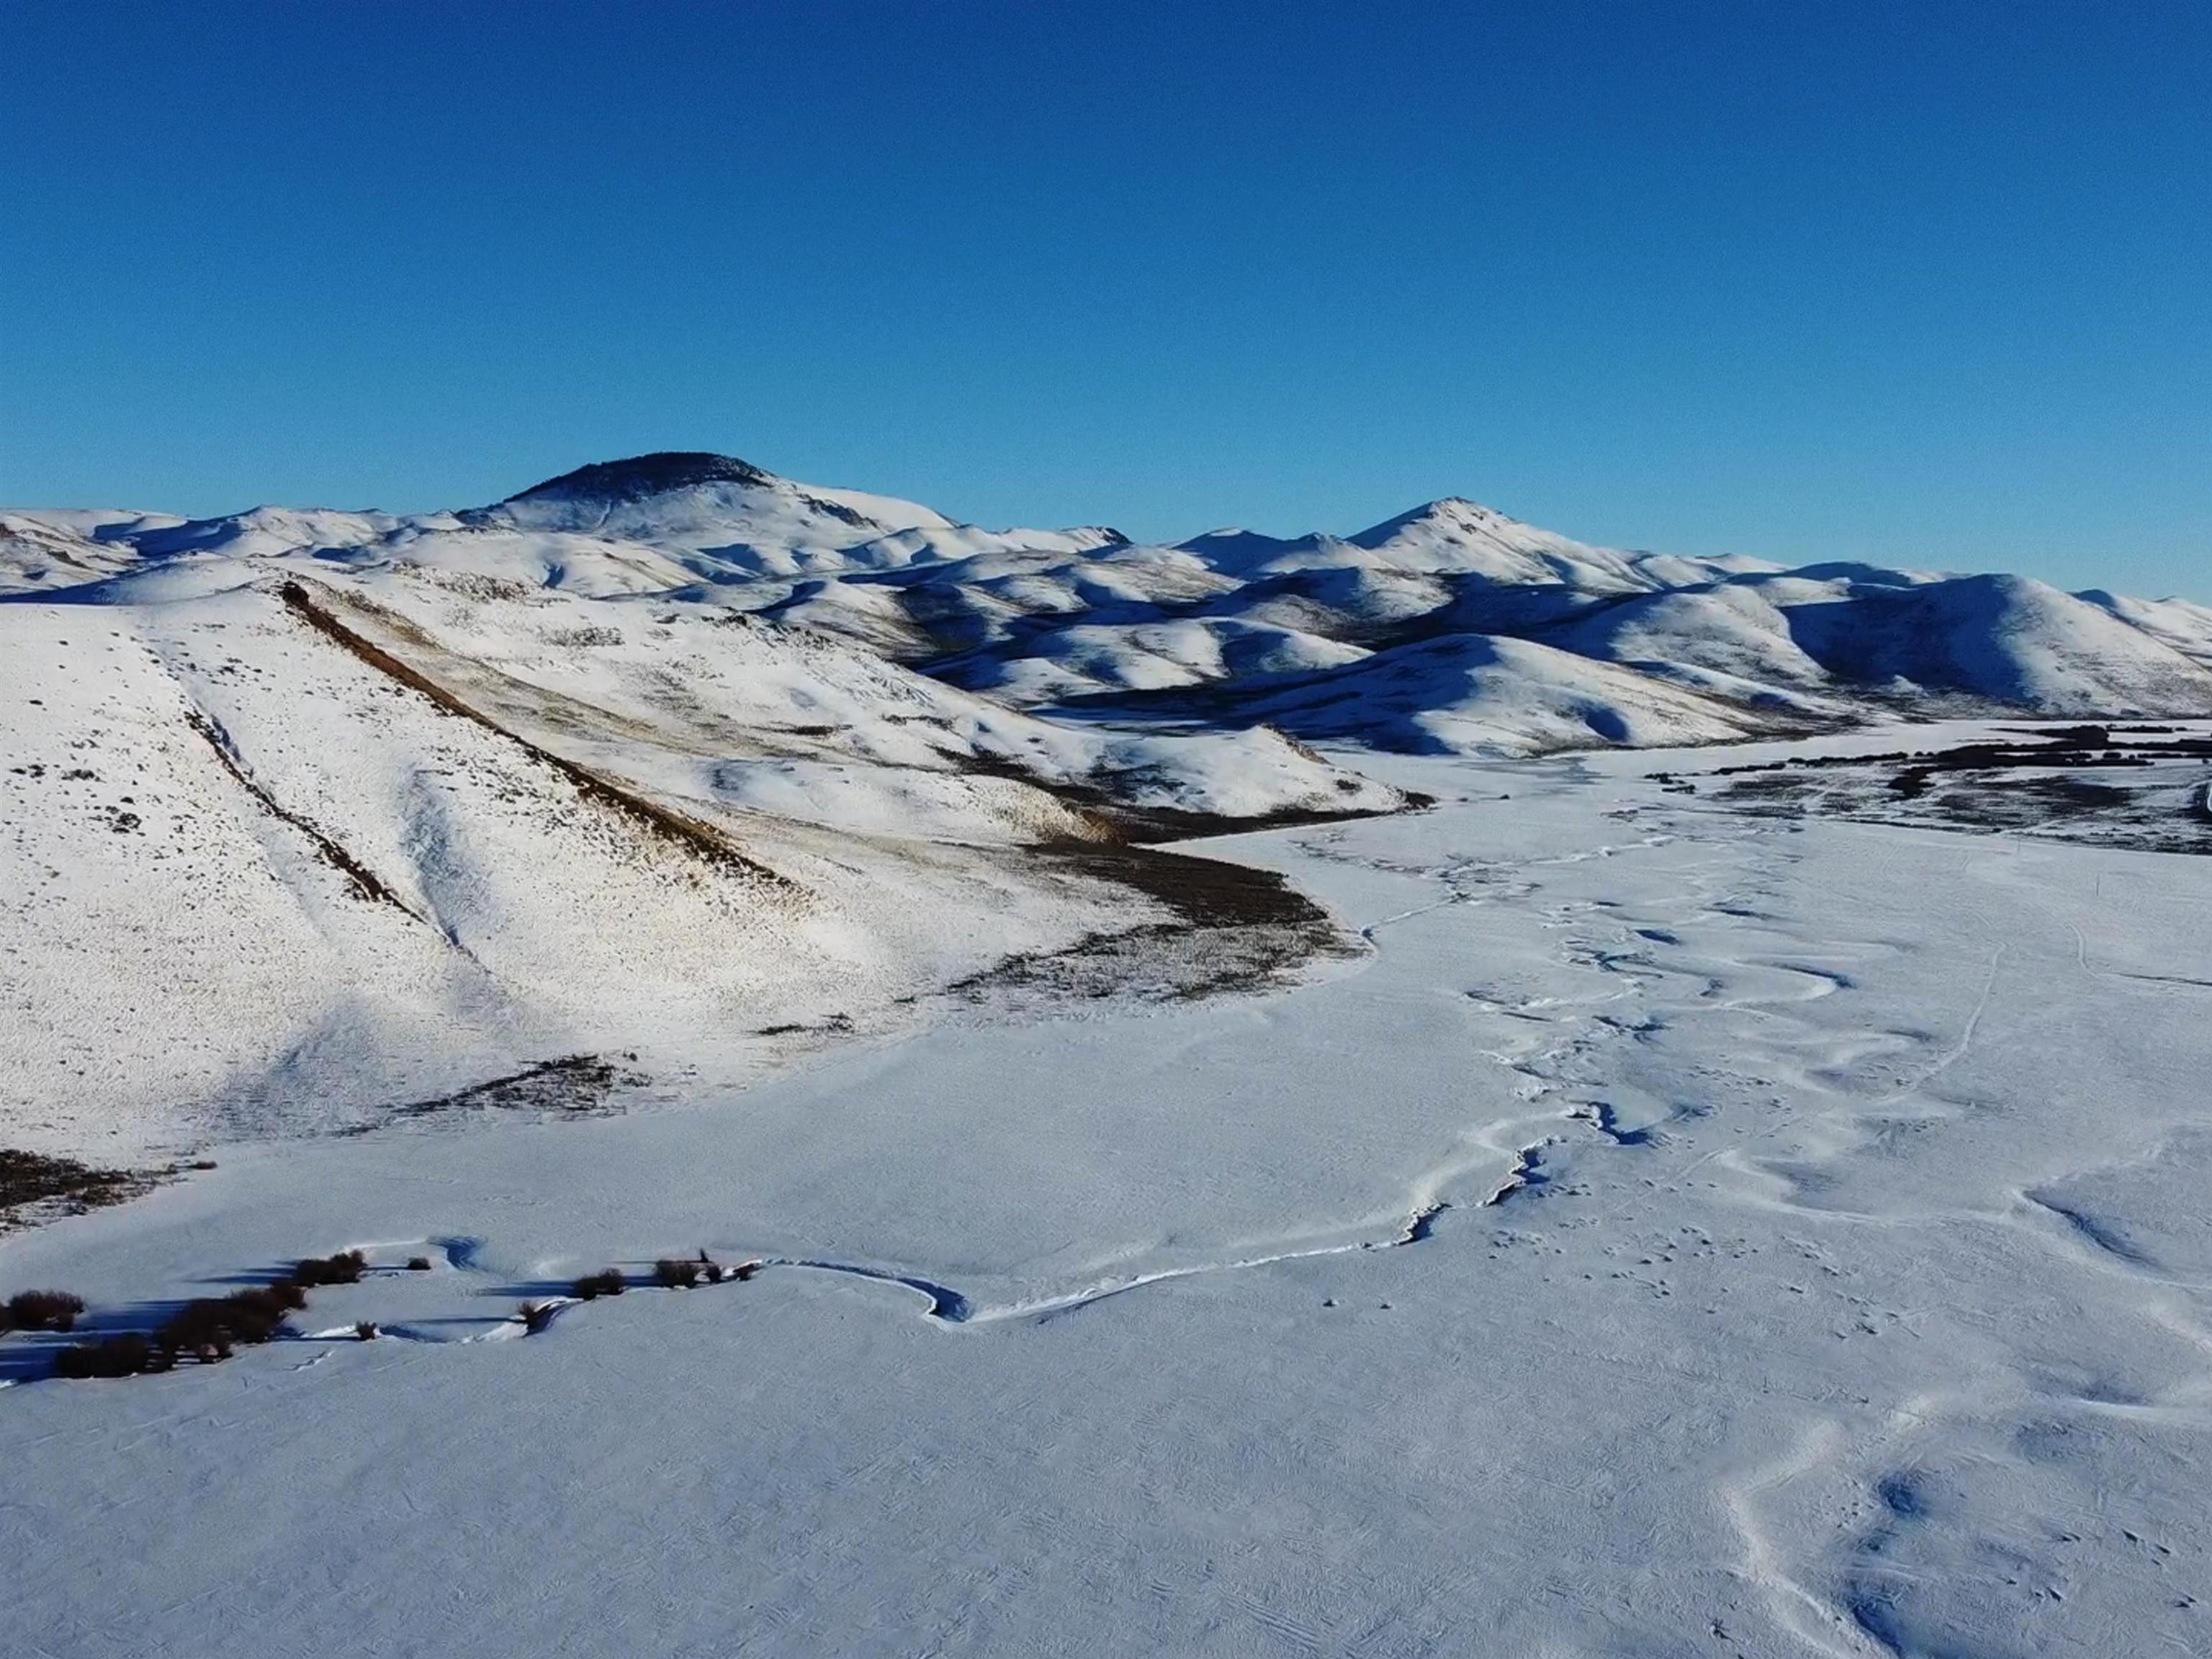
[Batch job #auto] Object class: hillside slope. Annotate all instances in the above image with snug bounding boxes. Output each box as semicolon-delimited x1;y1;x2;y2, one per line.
9;451;2210;1148
1;552;1397;1154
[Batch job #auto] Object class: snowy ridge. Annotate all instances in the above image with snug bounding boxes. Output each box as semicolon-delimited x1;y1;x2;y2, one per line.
6;451;2210;1149
14;452;2211;749
1;554;1390;1154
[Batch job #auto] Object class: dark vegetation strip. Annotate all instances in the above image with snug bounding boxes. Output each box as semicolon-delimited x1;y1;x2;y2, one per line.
942;837;1355;1003
329;1054;639;1137
1681;726;2212;782
277;580;795;891
950;746;1426;845
1667;724;2212;854
0;1148;188;1233
1042;837;1337;932
9;1246;759;1381
181;707;420;914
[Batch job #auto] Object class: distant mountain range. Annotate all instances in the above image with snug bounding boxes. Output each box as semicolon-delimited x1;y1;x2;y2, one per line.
8;452;2211;1150
11;451;2211;759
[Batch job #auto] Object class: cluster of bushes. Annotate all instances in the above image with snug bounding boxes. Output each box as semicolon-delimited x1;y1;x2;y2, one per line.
29;1249;382;1380
23;1244;766;1378
654;1251;757;1288
55;1334;157;1379
292;1249;367;1287
158;1282;307;1364
655;1255;703;1288
3;1286;151;1377
4;1289;86;1333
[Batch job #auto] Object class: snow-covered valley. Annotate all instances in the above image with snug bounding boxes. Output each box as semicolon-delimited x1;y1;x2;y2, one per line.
6;737;2211;1655
6;457;2212;1655
9;454;2212;1159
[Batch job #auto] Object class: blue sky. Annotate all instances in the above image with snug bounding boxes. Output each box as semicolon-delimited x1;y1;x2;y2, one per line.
4;2;2206;594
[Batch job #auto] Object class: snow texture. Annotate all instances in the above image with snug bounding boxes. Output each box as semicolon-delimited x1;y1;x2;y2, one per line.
6;454;2212;1655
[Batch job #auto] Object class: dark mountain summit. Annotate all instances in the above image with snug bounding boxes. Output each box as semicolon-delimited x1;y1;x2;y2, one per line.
504;452;774;505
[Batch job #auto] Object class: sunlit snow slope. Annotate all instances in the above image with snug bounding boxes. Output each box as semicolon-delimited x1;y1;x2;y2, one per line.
8;452;2209;1151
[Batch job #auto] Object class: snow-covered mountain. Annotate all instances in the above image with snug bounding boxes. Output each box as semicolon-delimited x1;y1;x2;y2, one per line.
16;452;2209;745
8;451;2208;1148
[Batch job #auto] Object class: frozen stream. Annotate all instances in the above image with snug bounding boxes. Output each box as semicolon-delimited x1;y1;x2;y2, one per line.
5;734;2211;1657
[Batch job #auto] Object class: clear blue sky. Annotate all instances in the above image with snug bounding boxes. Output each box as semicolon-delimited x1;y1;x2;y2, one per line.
4;2;2207;594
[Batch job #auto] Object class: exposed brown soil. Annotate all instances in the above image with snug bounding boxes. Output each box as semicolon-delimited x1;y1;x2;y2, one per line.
334;1054;645;1136
0;1149;171;1234
947;836;1359;1005
1044;837;1337;931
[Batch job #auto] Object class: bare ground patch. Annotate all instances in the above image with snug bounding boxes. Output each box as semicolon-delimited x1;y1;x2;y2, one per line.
947;837;1360;1006
0;1149;176;1234
1679;726;2212;855
332;1054;648;1136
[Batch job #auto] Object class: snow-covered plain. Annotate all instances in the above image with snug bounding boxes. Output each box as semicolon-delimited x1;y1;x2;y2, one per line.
8;454;2212;1655
5;729;2211;1657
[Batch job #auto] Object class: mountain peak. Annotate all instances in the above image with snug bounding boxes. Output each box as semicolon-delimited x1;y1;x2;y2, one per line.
1349;498;1508;546
505;452;775;505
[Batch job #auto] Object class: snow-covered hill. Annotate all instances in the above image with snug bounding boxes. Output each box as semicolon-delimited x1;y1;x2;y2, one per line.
17;452;2209;746
0;559;1390;1151
8;451;2209;1148
12;458;2212;1658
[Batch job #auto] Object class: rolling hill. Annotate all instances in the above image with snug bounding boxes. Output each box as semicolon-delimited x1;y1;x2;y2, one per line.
8;451;2209;1148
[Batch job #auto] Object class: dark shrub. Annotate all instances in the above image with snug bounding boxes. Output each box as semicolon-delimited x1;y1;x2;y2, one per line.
405;1256;432;1273
55;1333;158;1380
219;1288;291;1343
6;1290;87;1332
571;1269;626;1300
158;1313;232;1364
355;1321;379;1341
292;1249;367;1287
158;1301;234;1359
156;1288;294;1359
653;1257;700;1289
518;1301;556;1334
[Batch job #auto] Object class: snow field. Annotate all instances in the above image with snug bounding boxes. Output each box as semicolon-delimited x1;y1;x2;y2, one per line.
4;739;2208;1655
